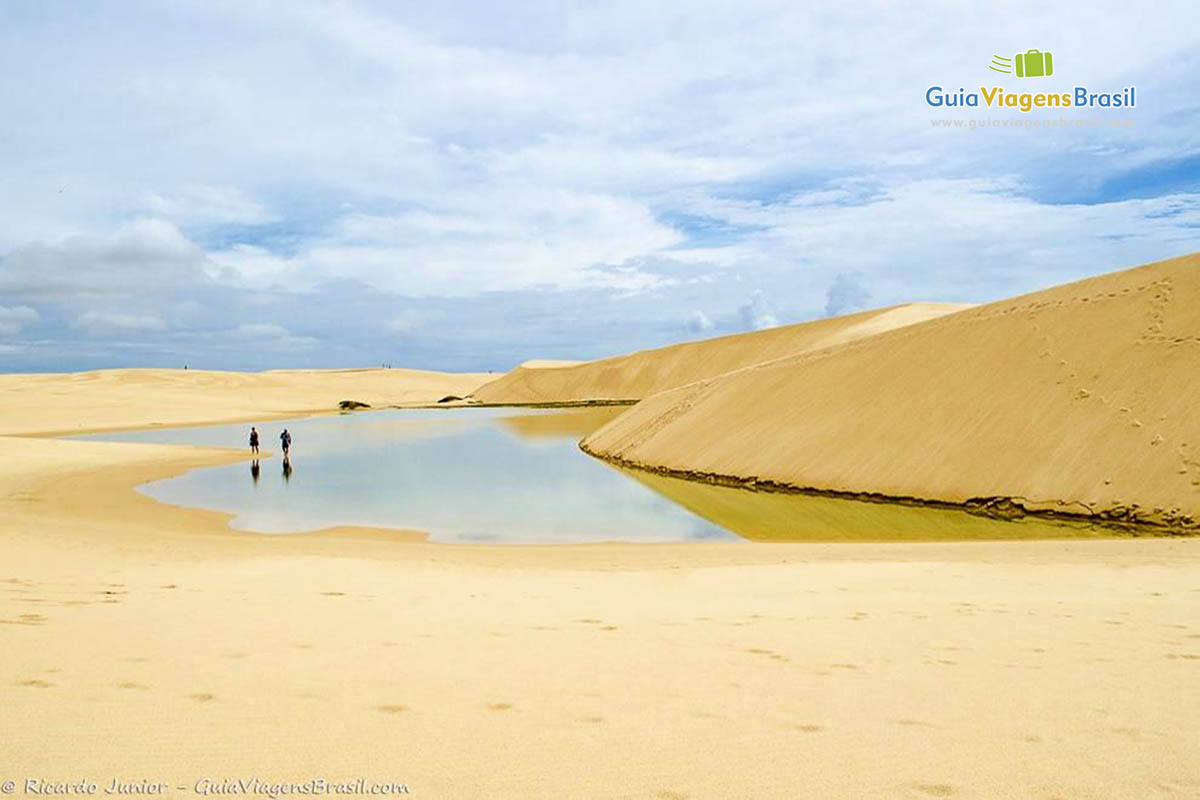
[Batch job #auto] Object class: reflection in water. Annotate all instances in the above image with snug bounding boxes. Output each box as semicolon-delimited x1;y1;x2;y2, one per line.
496;406;627;440
73;407;1126;544
74;408;733;544
622;468;1109;542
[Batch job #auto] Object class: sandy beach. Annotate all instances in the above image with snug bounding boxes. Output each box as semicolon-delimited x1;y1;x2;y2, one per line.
2;367;1198;799
0;368;492;437
4;4;1198;798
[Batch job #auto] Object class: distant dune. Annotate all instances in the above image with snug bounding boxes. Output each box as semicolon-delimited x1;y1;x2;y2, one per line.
583;253;1200;530
472;302;971;404
0;367;491;436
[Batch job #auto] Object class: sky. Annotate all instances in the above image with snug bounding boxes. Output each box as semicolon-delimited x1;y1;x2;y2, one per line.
0;0;1197;372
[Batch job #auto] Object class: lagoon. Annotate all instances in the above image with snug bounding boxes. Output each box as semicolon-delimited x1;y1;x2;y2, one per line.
77;406;1114;544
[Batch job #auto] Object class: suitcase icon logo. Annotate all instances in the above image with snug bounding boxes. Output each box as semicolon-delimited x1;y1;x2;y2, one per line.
989;49;1054;78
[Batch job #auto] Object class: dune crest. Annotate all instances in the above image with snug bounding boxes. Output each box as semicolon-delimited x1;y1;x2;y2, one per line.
473;302;971;404
582;253;1200;530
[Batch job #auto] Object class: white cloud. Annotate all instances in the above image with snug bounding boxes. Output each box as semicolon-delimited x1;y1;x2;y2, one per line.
387;309;443;333
233;323;290;339
143;185;276;227
0;1;1197;370
207;189;683;295
824;273;871;317
0;306;39;336
738;290;779;331
207;244;293;287
229;323;318;350
1;218;208;298
685;310;715;333
71;311;167;336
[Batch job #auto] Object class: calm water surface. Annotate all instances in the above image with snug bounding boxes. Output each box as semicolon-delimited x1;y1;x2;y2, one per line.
77;407;736;543
77;407;1113;544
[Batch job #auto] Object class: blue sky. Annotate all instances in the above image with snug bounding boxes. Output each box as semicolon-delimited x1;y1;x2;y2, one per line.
0;0;1197;372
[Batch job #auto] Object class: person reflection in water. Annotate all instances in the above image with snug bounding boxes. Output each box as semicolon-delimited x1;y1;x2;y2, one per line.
250;459;260;484
282;456;293;482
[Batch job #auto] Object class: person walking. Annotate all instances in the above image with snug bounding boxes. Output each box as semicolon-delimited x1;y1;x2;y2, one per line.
249;426;260;455
280;428;291;457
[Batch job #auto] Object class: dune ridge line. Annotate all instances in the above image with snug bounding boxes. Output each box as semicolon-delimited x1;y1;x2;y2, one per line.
581;252;1200;533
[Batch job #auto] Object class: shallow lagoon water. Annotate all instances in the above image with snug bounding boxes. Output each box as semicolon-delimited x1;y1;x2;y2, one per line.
77;407;1115;544
77;407;736;543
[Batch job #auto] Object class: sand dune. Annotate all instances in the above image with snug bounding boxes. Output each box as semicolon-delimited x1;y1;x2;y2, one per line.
584;252;1200;530
472;302;971;404
0;367;492;436
1;297;1197;796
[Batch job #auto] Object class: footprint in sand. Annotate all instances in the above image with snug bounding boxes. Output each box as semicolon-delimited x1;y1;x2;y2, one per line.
486;702;513;712
189;693;216;703
18;679;54;688
795;724;823;733
376;704;409;714
115;681;150;690
912;783;956;797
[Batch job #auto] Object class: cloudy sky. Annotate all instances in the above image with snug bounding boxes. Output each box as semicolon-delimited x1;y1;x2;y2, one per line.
1;1;1197;372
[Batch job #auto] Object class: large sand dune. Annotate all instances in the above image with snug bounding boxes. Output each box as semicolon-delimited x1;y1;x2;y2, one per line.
1;287;1197;797
0;367;491;436
472;302;970;404
583;253;1200;530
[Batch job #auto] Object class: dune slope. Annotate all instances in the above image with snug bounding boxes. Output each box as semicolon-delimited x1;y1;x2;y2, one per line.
471;303;971;403
583;253;1200;529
